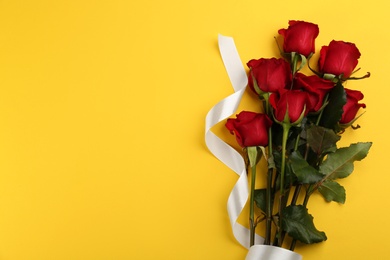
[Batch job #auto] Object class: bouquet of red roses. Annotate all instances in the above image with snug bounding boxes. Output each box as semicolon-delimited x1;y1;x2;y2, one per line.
223;20;372;255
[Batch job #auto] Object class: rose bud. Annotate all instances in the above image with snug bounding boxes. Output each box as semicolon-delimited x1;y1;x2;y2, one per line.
339;88;366;125
270;89;310;124
247;58;292;95
278;20;319;57
293;73;335;112
318;40;361;79
226;111;273;147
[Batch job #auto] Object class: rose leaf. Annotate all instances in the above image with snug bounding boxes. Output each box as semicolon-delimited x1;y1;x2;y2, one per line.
307;125;340;156
254;189;268;213
318;180;346;204
290;151;323;184
319;81;346;130
319;142;372;180
282;205;327;244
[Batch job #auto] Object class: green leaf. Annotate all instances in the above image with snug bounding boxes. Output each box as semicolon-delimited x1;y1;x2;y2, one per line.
282;205;327;244
307;125;340;155
290;151;323;184
318;180;346;204
274;159;296;189
319;142;372;179
272;150;282;170
254;189;267;213
319;81;346;129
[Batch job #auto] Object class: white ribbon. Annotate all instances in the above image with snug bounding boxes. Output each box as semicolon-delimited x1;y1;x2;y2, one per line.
205;34;302;260
246;245;302;260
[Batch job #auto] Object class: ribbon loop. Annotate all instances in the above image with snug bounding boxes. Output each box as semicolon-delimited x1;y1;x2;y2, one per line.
205;34;302;260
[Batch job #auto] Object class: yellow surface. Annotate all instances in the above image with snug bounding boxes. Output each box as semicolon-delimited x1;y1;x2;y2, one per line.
0;0;387;259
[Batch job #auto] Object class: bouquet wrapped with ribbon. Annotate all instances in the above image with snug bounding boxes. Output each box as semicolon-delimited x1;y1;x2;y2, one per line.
205;20;372;259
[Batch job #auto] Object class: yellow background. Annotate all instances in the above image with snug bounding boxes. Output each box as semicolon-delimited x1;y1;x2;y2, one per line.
0;0;388;259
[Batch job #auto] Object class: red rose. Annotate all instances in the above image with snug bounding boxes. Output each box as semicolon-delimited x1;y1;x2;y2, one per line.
294;73;335;112
226;111;273;147
340;88;366;124
278;20;319;57
269;89;310;124
247;58;292;94
318;40;361;79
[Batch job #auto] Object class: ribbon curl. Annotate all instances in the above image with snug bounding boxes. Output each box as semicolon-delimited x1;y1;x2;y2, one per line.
205;35;302;260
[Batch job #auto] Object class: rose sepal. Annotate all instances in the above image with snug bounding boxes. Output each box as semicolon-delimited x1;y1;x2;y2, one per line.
246;146;266;167
323;73;338;82
290;52;311;74
338;111;366;130
250;70;274;101
250;69;265;96
307;61;340;83
347;70;371;80
271;103;307;127
312;101;329;115
309;66;370;83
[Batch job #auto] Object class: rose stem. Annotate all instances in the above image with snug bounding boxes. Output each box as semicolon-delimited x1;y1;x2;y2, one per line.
277;123;291;247
265;146;273;244
249;162;257;246
264;94;273;245
247;146;260;247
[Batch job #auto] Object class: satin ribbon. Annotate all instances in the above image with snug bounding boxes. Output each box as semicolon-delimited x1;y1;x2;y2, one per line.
205;34;302;260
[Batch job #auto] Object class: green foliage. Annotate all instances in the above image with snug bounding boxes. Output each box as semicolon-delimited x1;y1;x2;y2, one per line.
318;180;346;204
282;205;327;244
289;151;323;184
273;161;296;190
319;142;372;180
306;125;340;155
254;189;267;213
319;81;347;130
